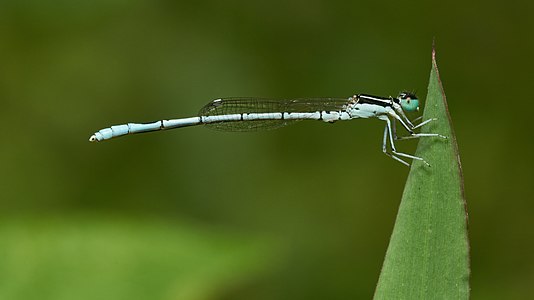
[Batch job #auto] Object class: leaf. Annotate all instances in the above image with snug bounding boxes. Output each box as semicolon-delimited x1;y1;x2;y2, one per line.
374;46;470;299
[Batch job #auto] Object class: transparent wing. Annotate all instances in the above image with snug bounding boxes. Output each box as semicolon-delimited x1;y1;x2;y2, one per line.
198;97;349;131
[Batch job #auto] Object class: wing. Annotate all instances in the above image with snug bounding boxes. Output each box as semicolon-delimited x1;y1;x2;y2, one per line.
198;97;349;131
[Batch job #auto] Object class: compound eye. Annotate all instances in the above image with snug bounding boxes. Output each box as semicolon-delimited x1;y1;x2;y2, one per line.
400;97;419;112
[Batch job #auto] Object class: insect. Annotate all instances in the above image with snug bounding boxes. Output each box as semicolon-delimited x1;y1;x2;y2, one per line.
90;92;445;166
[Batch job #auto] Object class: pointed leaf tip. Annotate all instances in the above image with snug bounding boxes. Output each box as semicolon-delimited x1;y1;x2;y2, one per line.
374;45;470;300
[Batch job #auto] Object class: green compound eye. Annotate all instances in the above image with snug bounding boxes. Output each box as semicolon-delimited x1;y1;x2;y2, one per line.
400;98;419;112
398;92;419;112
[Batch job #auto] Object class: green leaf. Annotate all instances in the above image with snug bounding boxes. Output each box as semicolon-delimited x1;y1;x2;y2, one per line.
374;46;470;299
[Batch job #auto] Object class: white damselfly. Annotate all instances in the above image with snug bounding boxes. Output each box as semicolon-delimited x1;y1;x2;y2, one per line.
89;92;445;166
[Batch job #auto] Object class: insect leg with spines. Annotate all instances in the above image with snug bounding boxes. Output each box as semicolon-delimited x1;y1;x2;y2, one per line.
380;114;431;166
378;92;447;166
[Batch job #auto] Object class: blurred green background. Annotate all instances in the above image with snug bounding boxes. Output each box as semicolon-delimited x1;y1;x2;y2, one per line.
1;0;533;299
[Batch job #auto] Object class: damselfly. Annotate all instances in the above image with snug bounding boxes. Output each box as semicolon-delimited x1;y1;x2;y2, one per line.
89;92;445;166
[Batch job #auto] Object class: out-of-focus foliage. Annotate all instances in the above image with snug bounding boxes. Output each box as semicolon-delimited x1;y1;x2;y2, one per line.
0;215;275;300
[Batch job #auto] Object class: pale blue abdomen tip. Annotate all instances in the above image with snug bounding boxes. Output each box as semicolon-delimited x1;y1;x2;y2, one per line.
110;125;130;137
89;125;130;142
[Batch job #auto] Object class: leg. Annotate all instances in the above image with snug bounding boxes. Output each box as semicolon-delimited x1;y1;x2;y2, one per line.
411;116;423;124
391;115;447;140
382;123;410;166
380;116;430;166
396;132;447;141
412;117;436;129
409;116;438;129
